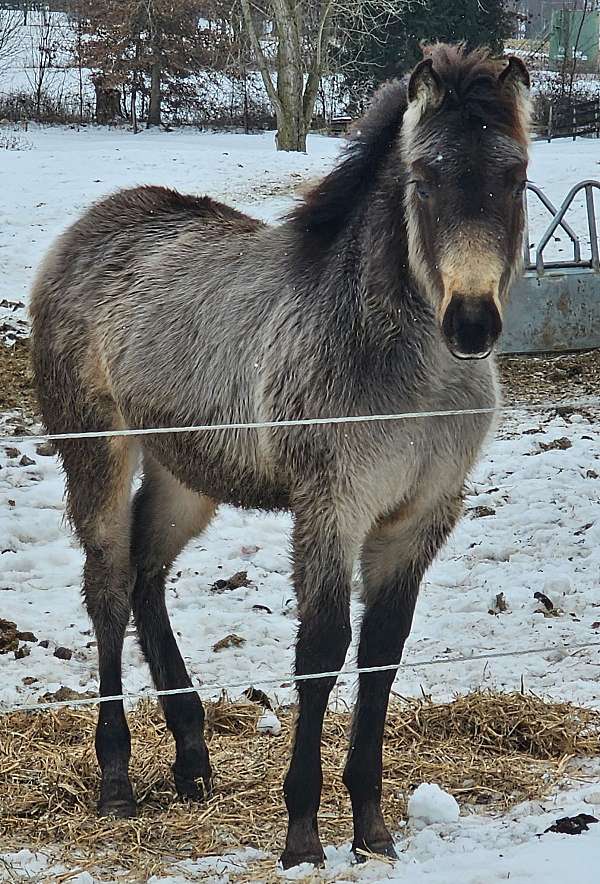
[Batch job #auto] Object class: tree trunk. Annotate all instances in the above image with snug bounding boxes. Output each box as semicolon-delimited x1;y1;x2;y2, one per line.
275;45;307;150
77;22;84;124
131;82;139;133
240;0;329;152
274;2;307;151
35;82;43;119
243;76;250;134
276;104;307;150
147;58;161;127
94;82;122;125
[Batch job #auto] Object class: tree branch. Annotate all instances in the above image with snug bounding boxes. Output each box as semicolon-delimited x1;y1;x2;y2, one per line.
240;0;282;116
303;0;334;124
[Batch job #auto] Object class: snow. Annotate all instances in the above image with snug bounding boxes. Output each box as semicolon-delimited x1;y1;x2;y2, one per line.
407;784;460;826
3;783;600;882
0;13;80;98
3;392;599;714
0;125;339;337
531;70;600;99
525;138;600;266
257;709;282;735
1;128;600;881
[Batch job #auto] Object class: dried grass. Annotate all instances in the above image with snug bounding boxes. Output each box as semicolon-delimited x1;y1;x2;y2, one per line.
1;691;599;881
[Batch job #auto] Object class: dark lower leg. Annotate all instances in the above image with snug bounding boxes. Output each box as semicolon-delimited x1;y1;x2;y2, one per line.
132;570;210;799
91;591;135;817
95;654;135;815
281;612;351;869
343;580;418;859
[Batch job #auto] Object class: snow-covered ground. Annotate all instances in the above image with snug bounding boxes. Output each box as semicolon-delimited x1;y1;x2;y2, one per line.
2;407;600;713
3;778;600;884
1;129;600;882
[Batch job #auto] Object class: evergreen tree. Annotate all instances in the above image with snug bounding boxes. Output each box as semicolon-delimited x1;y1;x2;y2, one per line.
340;0;514;109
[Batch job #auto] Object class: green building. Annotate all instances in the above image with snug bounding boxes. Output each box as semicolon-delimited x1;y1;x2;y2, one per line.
549;7;600;68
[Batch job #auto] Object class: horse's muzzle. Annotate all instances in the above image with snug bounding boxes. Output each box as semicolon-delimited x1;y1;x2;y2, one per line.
441;294;502;360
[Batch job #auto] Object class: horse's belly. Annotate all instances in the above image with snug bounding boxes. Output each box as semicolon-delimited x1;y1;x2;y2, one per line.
144;432;291;512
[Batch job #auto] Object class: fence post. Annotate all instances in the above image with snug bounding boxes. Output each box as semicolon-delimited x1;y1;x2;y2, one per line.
572;103;577;141
547;104;553;142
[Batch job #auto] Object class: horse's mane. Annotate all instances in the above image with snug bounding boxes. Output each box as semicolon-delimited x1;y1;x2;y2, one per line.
288;78;408;246
289;44;524;250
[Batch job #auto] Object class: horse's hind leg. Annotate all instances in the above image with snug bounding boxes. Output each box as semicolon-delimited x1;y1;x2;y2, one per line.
131;454;216;800
61;434;138;817
343;494;463;859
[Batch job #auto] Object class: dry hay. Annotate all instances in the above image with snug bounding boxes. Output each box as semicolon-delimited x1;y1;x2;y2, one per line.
1;691;600;881
497;349;600;407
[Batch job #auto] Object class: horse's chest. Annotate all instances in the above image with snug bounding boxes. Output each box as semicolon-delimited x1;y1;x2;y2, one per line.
367;395;495;515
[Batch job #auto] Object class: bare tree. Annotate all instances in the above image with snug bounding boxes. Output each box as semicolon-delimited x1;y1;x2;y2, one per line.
240;0;409;151
25;9;59;119
0;9;22;79
566;0;591;102
68;2;87;124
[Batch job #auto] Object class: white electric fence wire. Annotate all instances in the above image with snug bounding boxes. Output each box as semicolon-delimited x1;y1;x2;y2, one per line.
2;397;600;444
3;641;600;715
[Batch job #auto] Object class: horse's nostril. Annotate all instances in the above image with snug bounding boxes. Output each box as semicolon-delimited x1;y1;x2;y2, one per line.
442;295;502;358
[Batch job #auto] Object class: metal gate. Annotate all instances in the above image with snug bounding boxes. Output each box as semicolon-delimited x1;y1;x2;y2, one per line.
500;180;600;354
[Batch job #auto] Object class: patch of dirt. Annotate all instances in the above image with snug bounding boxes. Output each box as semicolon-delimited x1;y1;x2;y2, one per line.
0;618;37;655
210;571;252;592
0;298;28;344
0;339;37;417
498;350;600;405
212;633;246;652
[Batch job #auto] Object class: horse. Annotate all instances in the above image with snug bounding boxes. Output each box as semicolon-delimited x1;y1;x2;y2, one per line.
30;44;530;868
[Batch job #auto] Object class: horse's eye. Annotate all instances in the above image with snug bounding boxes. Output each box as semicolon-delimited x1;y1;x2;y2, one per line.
415;182;432;201
514;180;527;199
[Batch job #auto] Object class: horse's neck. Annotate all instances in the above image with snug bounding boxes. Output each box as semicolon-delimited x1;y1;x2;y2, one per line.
348;208;436;346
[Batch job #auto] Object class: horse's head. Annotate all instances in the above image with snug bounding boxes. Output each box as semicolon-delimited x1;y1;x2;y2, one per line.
402;45;530;360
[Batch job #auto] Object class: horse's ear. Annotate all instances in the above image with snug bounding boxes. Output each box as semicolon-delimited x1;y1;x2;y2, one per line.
408;58;444;110
499;56;530;92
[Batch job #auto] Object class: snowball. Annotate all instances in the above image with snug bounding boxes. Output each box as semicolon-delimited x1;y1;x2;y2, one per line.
407;783;460;825
257;710;281;736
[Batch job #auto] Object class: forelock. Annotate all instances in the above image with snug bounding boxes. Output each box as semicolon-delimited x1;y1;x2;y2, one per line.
404;44;530;149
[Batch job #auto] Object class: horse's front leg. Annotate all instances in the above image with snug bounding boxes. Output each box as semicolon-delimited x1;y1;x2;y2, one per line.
343;495;463;860
281;507;354;869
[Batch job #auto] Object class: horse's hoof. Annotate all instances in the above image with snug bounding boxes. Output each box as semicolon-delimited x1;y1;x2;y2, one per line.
98;797;137;819
353;840;398;863
173;765;212;802
174;776;211;802
280;848;326;870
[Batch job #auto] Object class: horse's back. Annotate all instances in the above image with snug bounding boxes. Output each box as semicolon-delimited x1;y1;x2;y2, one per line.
29;186;269;433
31;185;263;312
